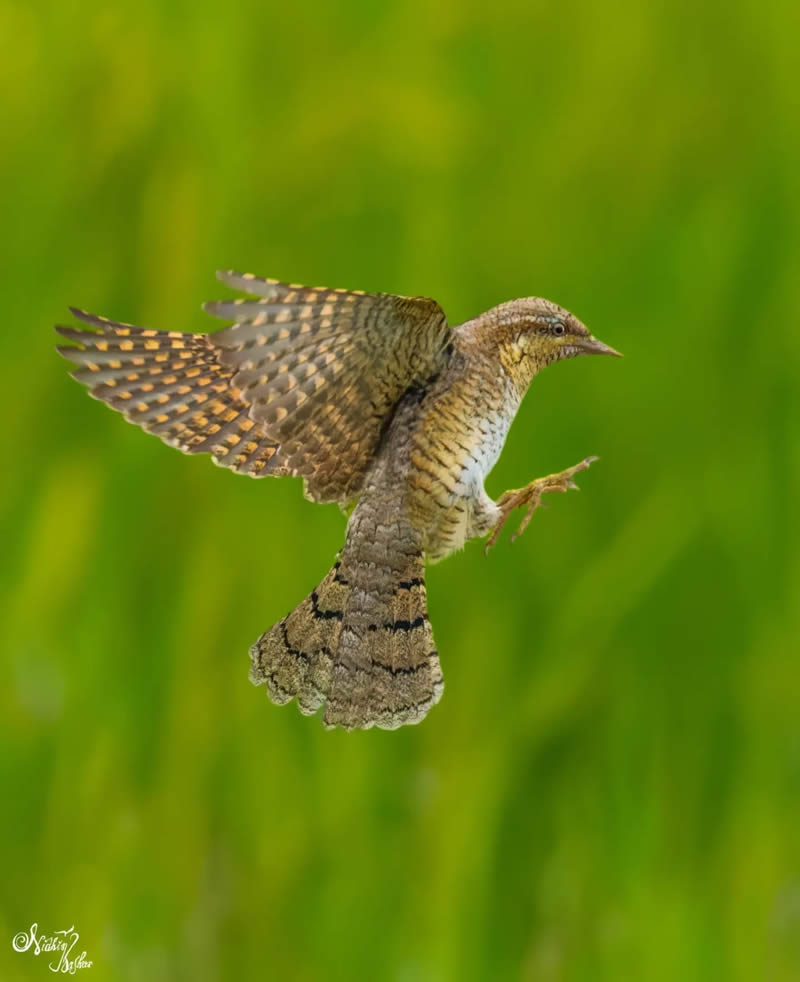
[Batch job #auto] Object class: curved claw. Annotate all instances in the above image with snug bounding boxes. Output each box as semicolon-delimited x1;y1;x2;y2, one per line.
484;456;600;555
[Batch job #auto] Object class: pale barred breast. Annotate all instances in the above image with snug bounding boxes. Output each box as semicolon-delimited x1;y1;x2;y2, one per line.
406;364;518;557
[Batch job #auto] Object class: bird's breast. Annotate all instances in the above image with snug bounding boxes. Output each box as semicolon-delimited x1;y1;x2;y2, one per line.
404;369;518;555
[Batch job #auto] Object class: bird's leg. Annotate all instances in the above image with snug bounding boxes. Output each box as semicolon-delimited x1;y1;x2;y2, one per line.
484;456;598;555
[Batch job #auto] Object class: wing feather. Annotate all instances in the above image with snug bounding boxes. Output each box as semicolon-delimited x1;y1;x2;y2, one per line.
57;311;281;478
57;272;452;502
206;273;452;502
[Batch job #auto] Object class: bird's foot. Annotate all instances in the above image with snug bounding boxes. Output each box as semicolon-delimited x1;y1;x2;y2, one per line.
484;456;598;555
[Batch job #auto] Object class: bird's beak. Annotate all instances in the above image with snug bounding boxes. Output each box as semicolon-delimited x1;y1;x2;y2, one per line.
581;336;623;357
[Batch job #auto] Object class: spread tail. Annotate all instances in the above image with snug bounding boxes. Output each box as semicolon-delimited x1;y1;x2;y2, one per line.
250;541;443;730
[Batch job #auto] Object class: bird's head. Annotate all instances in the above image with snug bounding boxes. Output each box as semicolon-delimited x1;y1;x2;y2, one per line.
488;297;622;382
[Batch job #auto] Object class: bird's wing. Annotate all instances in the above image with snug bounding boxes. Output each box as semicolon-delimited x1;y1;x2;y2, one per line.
57;271;451;502
57;309;283;478
202;271;451;502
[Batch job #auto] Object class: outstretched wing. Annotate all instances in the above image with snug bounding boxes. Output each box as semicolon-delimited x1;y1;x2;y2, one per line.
56;309;282;477
57;271;451;502
204;271;450;501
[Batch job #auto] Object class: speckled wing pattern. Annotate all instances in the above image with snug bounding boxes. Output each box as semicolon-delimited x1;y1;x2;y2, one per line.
204;271;450;502
56;308;281;476
57;271;451;502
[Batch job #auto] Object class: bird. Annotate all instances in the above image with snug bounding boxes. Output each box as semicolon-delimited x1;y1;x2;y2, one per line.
56;270;621;731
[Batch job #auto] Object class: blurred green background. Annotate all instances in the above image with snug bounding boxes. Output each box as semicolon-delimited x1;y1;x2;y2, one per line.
1;0;798;979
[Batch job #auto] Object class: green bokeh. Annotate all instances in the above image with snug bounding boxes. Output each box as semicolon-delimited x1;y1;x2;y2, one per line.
1;1;798;979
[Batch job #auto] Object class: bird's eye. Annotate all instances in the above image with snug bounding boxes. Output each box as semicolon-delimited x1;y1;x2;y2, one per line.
554;324;565;336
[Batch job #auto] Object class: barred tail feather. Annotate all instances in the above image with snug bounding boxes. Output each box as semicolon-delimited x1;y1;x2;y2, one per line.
249;552;443;731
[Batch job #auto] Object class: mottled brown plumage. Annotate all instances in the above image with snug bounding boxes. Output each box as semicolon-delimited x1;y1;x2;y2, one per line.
57;270;620;730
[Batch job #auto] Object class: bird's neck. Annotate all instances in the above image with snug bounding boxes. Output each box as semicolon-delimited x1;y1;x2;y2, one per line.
453;317;542;405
